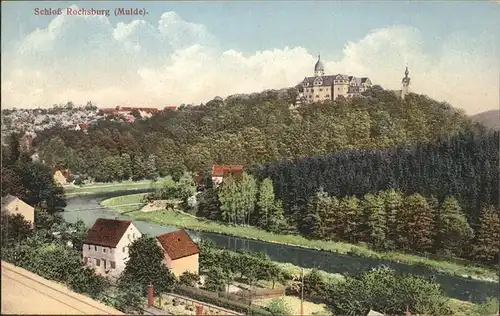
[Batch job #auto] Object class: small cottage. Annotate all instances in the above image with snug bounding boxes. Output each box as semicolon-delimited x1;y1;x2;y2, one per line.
1;195;35;229
156;230;200;278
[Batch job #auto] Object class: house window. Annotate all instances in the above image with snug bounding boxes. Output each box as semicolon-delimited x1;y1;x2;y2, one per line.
325;95;330;98
123;247;127;253
132;233;135;239
316;95;319;98
94;245;97;251
110;248;114;254
88;245;91;250
103;247;106;253
84;257;88;264
319;88;323;91
103;259;107;269
110;261;116;269
95;258;100;266
127;234;130;240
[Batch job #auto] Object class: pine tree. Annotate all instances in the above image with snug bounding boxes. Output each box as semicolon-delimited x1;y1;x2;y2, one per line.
402;194;435;253
436;196;474;257
338;196;362;243
300;188;329;238
362;193;388;250
380;189;404;251
472;205;500;264
323;195;340;240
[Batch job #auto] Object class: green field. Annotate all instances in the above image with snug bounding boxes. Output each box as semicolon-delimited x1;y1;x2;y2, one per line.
100;193;149;213
101;193;497;282
64;179;164;197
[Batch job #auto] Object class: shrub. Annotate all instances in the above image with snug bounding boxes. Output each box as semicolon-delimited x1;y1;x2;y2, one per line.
179;271;201;287
265;297;293;315
328;266;451;316
471;297;499;316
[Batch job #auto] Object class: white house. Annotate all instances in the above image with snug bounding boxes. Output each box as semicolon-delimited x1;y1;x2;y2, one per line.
82;218;141;279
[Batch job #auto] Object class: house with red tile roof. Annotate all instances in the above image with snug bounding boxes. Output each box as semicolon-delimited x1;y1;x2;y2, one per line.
156;230;200;278
211;165;244;186
82;218;141;278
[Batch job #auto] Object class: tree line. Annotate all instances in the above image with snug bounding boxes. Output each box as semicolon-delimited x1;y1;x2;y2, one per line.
251;129;499;228
195;172;499;266
31;87;479;183
299;188;499;265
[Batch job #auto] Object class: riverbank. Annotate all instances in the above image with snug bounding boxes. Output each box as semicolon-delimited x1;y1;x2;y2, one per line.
133;210;497;281
100;193;149;213
64;179;164;197
99;194;497;282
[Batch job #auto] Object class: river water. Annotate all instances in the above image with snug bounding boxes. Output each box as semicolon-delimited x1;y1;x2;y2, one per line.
63;190;498;303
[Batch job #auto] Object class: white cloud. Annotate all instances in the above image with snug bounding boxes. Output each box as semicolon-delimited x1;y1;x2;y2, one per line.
1;8;497;114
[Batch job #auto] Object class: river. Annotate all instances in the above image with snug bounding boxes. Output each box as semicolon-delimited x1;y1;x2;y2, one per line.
63;190;498;304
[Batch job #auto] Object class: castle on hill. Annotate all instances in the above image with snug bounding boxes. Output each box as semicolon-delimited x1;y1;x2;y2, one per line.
296;54;411;104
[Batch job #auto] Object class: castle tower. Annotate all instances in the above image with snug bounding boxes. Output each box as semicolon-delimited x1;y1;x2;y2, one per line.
314;54;325;77
401;66;410;100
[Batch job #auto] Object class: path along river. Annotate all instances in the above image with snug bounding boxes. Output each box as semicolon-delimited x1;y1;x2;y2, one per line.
63;190;498;304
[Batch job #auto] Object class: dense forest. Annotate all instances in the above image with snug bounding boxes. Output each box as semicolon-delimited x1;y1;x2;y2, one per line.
252;130;499;227
32;86;478;182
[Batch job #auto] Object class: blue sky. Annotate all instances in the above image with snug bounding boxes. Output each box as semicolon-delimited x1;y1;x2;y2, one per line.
1;1;499;114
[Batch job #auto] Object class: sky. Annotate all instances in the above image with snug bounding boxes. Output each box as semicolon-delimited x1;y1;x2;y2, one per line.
1;1;499;115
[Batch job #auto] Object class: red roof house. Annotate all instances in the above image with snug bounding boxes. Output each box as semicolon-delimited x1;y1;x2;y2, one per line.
211;165;244;185
156;230;200;277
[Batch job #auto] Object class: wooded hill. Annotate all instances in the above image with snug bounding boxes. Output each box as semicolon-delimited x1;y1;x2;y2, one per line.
33;86;479;183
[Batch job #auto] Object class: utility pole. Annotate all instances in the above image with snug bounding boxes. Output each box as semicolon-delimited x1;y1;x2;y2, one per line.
300;268;304;316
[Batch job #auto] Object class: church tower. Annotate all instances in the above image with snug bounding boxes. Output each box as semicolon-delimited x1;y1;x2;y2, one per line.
314;54;325;77
401;66;410;100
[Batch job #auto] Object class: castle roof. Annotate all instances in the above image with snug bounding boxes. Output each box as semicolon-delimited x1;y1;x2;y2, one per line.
302;75;371;87
314;59;325;72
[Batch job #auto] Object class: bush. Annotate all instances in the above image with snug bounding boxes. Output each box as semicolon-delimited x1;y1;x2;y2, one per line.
471;297;499;316
327;267;451;316
265;298;293;315
179;271;201;287
173;285;272;315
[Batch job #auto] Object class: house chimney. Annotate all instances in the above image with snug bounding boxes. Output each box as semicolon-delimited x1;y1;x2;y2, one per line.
147;284;154;307
196;305;204;316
